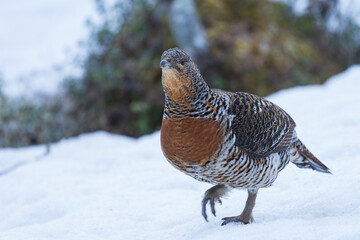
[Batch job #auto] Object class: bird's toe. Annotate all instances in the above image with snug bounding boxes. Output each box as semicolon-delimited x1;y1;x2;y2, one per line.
221;215;254;226
201;184;230;222
202;195;219;221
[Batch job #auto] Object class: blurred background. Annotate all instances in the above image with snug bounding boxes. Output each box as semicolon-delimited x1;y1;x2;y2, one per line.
0;0;359;147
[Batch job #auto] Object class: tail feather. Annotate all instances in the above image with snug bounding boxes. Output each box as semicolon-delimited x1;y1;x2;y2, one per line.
291;140;332;174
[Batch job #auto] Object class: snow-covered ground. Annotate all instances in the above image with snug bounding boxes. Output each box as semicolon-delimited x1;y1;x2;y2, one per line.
1;66;360;239
0;0;124;98
0;0;97;97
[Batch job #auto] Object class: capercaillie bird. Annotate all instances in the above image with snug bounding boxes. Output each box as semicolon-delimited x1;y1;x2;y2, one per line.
160;48;331;226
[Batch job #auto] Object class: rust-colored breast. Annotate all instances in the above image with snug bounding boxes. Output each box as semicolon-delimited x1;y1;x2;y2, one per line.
161;117;223;165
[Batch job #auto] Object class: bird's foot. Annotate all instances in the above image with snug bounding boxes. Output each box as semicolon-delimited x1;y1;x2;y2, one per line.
201;184;229;222
221;214;254;226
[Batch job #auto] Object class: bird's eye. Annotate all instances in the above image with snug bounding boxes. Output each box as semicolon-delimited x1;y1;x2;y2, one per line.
180;61;185;66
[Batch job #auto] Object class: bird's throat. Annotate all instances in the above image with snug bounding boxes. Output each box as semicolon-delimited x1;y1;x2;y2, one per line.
162;68;194;103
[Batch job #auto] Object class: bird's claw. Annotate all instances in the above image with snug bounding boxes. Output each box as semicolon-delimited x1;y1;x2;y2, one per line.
221;215;253;226
201;192;223;221
202;196;220;221
201;185;229;222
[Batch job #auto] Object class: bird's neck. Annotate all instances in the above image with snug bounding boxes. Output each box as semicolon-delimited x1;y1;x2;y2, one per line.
162;70;210;118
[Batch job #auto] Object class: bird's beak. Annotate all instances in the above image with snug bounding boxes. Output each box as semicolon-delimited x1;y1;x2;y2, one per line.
160;59;173;69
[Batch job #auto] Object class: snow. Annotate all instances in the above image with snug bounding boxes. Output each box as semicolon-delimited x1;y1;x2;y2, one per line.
0;0;97;97
0;0;125;98
1;66;360;239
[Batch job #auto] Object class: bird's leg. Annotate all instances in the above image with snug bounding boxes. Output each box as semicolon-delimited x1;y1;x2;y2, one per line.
221;188;258;225
202;184;230;222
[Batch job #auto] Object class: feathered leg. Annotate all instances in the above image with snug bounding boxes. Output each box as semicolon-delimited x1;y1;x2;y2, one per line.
221;188;258;225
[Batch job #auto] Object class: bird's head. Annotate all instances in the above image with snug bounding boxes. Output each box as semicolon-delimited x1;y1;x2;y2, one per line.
160;48;208;103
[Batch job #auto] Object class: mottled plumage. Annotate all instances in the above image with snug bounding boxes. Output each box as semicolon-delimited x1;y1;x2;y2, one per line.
160;48;331;225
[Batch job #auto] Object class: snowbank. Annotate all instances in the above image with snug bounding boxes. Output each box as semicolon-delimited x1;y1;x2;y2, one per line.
1;66;360;239
0;0;96;97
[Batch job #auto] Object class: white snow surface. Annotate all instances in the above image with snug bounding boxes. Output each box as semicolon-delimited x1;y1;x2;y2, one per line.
0;0;122;98
0;0;97;97
1;66;360;239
